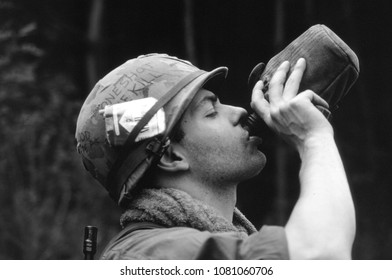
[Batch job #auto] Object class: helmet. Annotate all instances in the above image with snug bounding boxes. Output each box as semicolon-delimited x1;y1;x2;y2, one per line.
75;54;227;206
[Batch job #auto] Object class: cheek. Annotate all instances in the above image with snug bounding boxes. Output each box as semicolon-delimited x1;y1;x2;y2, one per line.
188;126;238;152
184;129;243;166
181;118;246;165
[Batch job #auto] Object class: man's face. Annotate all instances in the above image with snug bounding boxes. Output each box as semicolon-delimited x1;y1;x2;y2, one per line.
177;88;266;187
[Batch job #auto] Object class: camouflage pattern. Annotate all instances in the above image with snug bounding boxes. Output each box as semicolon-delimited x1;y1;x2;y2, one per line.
75;53;227;197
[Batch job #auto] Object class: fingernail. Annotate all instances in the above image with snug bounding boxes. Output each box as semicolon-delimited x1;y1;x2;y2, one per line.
280;60;289;67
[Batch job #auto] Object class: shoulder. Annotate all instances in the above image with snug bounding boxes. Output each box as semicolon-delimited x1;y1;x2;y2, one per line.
242;225;290;259
101;226;210;259
101;225;289;260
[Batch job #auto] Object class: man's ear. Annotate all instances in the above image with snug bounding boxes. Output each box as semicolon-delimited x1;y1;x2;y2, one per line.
157;143;189;172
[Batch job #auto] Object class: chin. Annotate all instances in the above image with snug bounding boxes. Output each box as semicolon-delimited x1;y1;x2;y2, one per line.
241;153;267;180
254;150;266;167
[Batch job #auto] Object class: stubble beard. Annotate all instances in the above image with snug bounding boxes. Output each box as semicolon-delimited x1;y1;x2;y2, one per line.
186;141;267;188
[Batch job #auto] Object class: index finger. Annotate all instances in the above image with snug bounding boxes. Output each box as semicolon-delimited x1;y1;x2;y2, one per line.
282;58;306;100
268;61;290;105
251;80;271;122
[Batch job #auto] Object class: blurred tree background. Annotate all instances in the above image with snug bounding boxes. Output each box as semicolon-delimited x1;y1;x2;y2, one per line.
0;0;391;259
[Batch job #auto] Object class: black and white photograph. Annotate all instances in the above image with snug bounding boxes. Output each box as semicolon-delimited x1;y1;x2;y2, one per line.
1;0;391;267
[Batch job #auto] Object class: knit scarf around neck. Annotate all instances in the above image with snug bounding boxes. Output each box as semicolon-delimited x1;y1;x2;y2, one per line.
120;188;257;239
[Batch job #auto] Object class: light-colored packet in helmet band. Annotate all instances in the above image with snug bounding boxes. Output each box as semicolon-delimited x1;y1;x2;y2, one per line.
99;97;166;146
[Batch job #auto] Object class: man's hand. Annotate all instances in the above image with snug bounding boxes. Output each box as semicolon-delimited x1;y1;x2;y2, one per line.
251;58;333;152
251;59;355;259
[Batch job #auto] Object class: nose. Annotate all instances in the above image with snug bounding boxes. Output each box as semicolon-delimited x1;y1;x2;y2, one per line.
226;105;248;126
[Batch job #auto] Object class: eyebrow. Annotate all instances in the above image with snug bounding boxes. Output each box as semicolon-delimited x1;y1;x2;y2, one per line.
190;93;218;115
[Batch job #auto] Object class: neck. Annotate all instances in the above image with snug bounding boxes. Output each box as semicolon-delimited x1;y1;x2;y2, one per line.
158;176;238;221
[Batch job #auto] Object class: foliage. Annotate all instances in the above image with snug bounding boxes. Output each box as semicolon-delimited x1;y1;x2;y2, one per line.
0;0;120;259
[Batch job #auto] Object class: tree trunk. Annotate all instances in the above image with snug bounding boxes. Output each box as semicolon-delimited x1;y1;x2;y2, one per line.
183;0;197;64
86;0;104;89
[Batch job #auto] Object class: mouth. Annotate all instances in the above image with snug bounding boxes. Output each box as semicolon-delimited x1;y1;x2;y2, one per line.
249;135;263;147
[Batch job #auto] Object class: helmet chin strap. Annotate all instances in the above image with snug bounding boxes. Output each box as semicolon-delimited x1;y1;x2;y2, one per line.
107;70;205;205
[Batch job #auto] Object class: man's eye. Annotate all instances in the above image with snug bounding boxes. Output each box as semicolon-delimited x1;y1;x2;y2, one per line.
206;111;218;118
